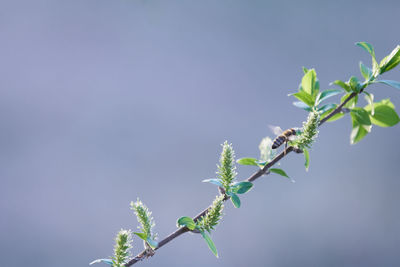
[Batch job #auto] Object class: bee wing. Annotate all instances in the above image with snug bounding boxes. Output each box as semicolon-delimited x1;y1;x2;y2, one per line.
268;125;283;136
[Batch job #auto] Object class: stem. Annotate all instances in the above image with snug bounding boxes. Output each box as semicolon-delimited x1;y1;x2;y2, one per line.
126;90;360;266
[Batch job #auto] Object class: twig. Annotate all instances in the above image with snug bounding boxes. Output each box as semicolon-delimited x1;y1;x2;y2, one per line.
126;91;359;266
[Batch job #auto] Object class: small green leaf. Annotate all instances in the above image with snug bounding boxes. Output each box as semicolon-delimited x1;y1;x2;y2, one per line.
302;69;318;97
177;216;196;230
303;148;310;171
293;101;312;111
372;98;395;109
146;238;158;249
356;42;378;72
230;193;241;208
291;91;315;107
90;259;114;265
302;66;309;74
350;106;371;144
232;181;253;194
364;99;400;127
133;232;147;241
356;42;375;57
316;89;342;104
255;160;267;166
379;45;400;74
350;124;369;144
269;168;289;179
360;62;372;80
236;157;259;166
371;105;400;127
202;178;223;187
350;107;371;125
349;76;361;92
326;112;345;122
200;231;218;258
341;93;358;109
331;80;351;92
374;80;400;90
315;80;320;91
225;189;233;197
318;103;336;114
363;92;374;115
320;106;343;122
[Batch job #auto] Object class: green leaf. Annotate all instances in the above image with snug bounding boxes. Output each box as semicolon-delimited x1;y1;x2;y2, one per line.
350;124;369;144
341;93;358;109
302;66;309;74
350;106;371;144
364;99;400;127
301;69;317;96
293;101;312;111
360;62;372;80
232;181;253;194
225;190;233;197
133;232;147;241
326;112;345;122
291;90;315;107
320;105;346;122
236;157;259;166
200;231;218;258
269;168;289;179
320;107;338;121
372;98;395;109
349;76;361;92
350;107;371;125
202;179;223;187
230;193;241;208
255;160;267;166
146;238;158;249
363;92;374;115
316;89;342;104
371;106;400;127
331;80;351;92
90;259;113;265
374;80;400;90
356;42;378;72
177;216;196;230
318;103;336;114
356;42;375;56
303;148;310;171
379;45;400;74
315;80;320;91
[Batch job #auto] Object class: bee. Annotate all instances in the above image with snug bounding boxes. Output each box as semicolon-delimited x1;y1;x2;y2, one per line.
269;126;302;152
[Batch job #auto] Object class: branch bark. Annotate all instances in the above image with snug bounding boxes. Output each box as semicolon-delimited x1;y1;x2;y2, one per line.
126;91;358;266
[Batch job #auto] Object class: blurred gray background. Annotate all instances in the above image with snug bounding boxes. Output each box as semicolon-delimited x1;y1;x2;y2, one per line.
1;1;400;266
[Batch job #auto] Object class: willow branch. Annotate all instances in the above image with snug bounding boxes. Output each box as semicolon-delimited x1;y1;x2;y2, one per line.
126;91;359;266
